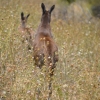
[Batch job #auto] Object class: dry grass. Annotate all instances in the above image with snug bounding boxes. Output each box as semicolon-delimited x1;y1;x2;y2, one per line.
0;0;100;100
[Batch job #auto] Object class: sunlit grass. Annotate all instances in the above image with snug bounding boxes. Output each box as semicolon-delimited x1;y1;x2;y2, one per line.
0;0;100;100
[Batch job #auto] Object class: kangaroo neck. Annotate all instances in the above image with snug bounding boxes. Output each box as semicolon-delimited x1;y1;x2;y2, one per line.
21;22;26;29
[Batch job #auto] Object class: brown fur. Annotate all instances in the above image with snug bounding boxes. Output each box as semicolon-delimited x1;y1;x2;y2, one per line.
33;3;58;69
18;12;35;50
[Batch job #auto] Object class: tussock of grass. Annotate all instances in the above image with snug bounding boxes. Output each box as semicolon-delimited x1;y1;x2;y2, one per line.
0;0;100;100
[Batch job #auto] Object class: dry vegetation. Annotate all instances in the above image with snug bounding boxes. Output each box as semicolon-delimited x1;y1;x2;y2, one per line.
0;0;100;100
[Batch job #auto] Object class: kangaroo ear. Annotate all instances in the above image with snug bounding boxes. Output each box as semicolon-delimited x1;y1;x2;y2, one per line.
41;3;46;14
21;12;24;20
49;5;55;14
26;14;30;18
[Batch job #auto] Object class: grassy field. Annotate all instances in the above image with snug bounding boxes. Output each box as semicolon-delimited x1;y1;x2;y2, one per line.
0;0;100;100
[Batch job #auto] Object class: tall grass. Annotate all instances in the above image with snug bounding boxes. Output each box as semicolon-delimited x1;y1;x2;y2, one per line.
0;0;100;100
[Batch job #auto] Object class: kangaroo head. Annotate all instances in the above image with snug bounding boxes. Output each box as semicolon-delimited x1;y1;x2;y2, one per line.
41;3;55;23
